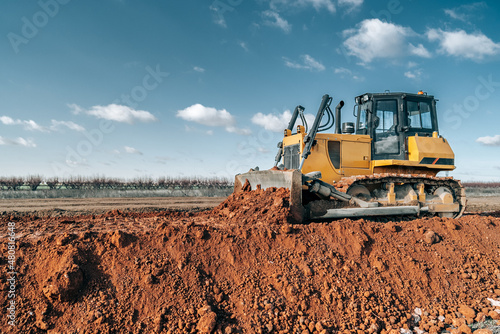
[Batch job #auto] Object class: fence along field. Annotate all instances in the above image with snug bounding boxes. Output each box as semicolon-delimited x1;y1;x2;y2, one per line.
0;175;233;199
462;181;500;197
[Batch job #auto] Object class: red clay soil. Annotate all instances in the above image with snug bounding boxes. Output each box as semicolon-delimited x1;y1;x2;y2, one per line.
1;188;500;334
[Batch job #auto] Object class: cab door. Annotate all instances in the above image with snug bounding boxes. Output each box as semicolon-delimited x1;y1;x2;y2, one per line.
371;98;405;160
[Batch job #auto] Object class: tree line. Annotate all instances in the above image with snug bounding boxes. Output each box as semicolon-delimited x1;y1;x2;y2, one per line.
0;175;233;191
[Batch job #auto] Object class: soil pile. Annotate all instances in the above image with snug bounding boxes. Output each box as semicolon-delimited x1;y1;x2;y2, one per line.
210;186;291;225
0;189;500;334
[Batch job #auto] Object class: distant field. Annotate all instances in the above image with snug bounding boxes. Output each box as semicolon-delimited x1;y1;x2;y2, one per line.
462;182;500;188
0;175;233;199
0;196;225;216
464;186;500;197
0;187;233;200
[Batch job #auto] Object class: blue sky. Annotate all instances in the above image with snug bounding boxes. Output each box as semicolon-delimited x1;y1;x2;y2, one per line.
1;0;499;181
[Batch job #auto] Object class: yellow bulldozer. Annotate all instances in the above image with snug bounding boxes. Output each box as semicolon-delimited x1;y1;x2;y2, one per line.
235;92;466;222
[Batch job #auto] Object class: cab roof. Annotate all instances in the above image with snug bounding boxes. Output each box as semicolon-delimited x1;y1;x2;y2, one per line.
356;92;436;101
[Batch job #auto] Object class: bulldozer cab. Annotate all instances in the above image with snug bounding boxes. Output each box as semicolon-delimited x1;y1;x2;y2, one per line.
355;92;439;161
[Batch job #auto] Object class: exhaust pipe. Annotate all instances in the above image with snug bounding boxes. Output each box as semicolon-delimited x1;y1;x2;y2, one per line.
334;100;344;134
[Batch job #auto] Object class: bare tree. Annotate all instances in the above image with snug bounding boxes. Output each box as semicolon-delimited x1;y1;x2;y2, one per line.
25;175;42;191
46;177;59;190
2;177;24;190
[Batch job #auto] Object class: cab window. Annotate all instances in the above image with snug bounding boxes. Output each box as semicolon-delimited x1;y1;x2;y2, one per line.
357;103;368;130
374;100;399;155
407;101;432;130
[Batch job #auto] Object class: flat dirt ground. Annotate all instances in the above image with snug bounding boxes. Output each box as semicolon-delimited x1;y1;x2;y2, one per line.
0;197;225;216
1;194;498;216
1;191;499;334
465;196;500;213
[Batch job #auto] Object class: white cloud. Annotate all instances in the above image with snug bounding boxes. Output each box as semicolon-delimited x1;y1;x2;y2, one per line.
404;72;415;79
404;69;423;79
251;110;315;133
343;19;415;64
65;158;89;167
124;146;143;155
270;0;336;13
252;110;293;132
209;3;228;28
427;29;500;61
338;0;363;12
301;0;335;12
338;0;362;6
444;2;487;22
50;120;85;132
239;41;249;52
177;104;251;135
334;67;352;75
404;61;424;79
334;67;365;81
284;54;325;71
476;135;500;146
225;126;252;136
0;136;36;147
407;61;418;68
19;120;44;131
258;147;270;153
0;116;85;133
177;104;233;127
444;8;466;22
0;116;14;125
262;10;292;33
0;116;48;132
69;103;158;124
193;66;205;73
409;43;432;58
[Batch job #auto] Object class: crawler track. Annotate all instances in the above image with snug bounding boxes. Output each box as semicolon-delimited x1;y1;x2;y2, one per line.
333;173;467;218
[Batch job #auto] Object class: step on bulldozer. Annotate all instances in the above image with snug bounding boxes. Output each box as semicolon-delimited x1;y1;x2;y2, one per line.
234;92;466;222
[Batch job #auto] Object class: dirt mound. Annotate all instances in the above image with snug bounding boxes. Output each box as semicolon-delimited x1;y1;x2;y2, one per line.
1;191;500;333
210;186;291;225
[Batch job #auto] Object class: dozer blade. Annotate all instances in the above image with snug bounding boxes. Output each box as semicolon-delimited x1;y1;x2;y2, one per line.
309;206;420;220
234;169;304;223
234;170;423;223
